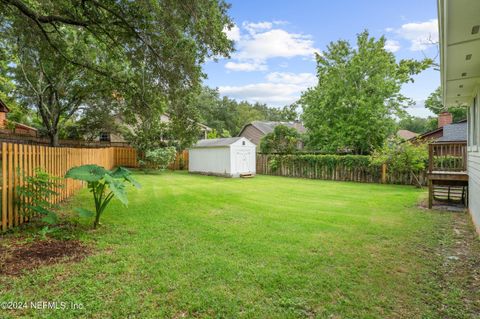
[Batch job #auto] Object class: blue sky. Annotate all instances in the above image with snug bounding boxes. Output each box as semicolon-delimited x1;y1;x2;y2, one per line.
203;0;440;118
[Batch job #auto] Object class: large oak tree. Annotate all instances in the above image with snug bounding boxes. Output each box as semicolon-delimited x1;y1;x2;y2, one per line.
0;0;234;145
300;31;431;154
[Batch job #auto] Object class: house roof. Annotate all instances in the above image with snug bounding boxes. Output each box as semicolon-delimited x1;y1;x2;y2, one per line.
0;99;10;113
191;137;245;148
437;121;467;142
239;121;306;136
416;119;467;142
397;130;418;140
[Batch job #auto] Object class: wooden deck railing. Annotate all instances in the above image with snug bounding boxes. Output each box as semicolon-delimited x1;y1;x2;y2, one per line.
428;141;467;172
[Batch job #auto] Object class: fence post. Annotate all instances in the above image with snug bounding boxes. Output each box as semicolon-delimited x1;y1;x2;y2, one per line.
381;163;387;184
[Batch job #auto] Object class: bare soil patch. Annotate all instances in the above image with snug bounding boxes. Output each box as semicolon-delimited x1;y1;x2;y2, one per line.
0;239;91;276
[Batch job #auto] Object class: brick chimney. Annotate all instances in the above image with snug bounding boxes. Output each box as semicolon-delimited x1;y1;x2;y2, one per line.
438;111;453;128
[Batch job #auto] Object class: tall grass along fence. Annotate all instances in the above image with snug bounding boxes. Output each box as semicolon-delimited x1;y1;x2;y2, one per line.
1;143;137;231
256;154;427;186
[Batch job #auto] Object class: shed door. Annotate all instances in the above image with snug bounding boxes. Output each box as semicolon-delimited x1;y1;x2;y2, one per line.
236;150;251;173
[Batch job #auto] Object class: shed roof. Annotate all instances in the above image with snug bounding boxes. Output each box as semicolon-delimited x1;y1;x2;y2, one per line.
191;137;245;148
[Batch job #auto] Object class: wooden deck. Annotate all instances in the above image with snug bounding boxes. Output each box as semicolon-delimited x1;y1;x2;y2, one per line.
428;142;468;209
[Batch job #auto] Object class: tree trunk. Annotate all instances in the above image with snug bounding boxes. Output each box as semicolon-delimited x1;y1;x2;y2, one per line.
49;132;59;147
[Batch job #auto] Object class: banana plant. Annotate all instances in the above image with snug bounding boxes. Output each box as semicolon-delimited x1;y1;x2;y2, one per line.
65;165;140;229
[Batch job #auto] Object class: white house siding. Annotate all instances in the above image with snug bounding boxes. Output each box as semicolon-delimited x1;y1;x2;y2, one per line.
189;147;231;175
438;0;480;234
469;152;480;232
468;90;480;233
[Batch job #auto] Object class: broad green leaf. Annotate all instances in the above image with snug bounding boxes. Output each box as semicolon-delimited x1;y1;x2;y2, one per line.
110;167;141;188
65;165;109;182
110;166;131;178
124;174;141;189
75;207;95;218
104;175;128;206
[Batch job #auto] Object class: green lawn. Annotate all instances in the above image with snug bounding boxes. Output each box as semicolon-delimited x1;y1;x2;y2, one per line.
0;172;475;318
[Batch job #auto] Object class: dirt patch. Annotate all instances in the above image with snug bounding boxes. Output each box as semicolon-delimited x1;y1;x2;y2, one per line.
0;239;91;276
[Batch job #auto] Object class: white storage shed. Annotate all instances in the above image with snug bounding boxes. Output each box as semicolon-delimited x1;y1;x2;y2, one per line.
189;137;256;177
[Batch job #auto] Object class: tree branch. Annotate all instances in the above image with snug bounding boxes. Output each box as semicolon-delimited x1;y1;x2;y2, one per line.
3;0;89;26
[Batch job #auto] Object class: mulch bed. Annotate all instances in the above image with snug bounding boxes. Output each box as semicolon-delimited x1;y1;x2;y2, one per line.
0;239;91;276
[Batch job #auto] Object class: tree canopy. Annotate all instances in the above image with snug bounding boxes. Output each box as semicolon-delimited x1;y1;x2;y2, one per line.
0;0;234;145
397;115;437;134
194;87;299;137
300;31;431;154
425;87;467;123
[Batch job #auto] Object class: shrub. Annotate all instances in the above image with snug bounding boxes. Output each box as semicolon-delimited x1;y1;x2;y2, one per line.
138;146;177;171
371;138;428;187
16;168;62;226
65;165;140;229
260;125;301;154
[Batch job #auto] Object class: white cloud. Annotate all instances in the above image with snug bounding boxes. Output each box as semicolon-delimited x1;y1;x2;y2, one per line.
225;61;267;72
384;40;401;53
218;72;317;106
219;83;302;106
265;72;317;85
223;24;241;42
236;29;317;61
242;21;273;34
395;19;438;51
224;21;319;72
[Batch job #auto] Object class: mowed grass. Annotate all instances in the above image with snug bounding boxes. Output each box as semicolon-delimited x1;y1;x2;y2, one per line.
0;172;468;318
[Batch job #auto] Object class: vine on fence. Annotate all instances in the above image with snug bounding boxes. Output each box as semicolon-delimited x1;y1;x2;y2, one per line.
268;154;377;172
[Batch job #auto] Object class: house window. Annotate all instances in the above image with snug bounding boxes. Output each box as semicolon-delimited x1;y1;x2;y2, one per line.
99;132;111;142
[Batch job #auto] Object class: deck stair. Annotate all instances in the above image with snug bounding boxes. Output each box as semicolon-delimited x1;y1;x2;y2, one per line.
240;173;254;178
428;142;468;209
433;185;467;204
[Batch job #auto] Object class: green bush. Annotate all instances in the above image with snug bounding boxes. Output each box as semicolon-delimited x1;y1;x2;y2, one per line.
138;146;177;172
371;138;428;187
16;168;62;226
260;125;301;154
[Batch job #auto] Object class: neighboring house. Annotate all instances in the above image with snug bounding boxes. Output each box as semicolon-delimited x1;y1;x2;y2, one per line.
438;0;480;233
396;129;418;140
414;113;467;143
95;113;212;143
0;99;38;137
238;121;306;149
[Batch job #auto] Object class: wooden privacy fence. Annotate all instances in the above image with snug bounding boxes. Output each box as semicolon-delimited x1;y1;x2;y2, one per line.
169;150;189;170
1;143;137;231
256;154;427;186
